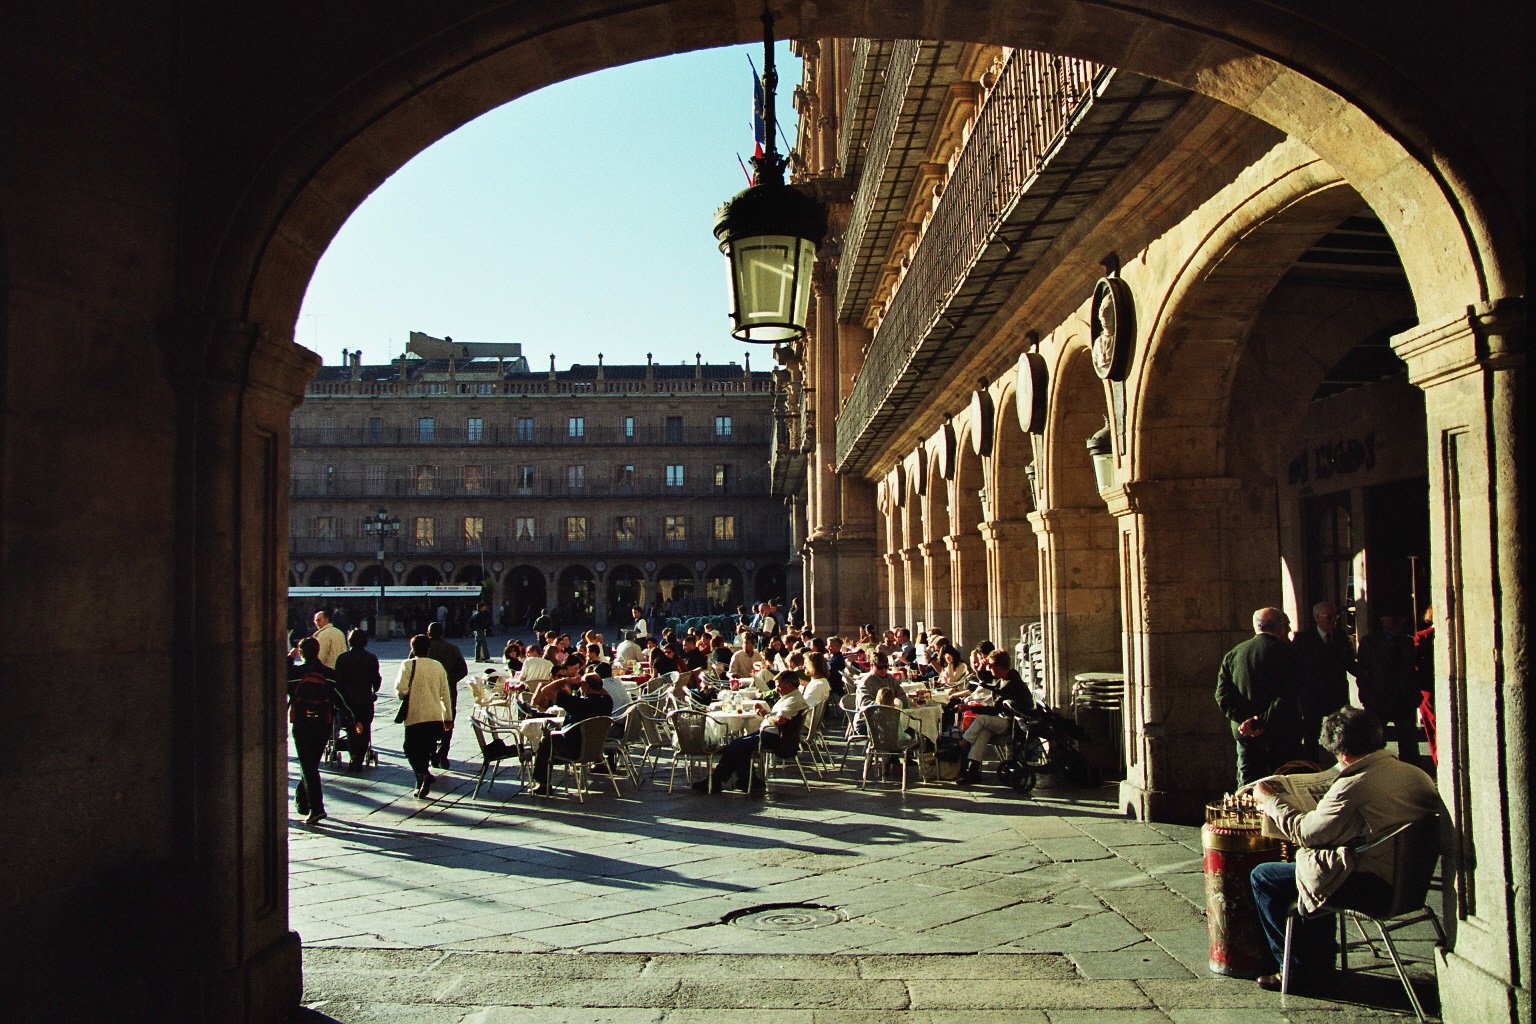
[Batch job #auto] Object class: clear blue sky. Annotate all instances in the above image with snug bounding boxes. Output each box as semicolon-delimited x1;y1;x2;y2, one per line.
297;43;800;371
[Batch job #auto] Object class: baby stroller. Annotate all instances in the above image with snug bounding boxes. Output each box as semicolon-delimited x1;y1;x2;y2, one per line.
993;699;1101;794
325;697;378;768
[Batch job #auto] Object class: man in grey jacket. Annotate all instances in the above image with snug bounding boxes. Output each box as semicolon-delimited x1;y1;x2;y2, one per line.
1247;706;1439;990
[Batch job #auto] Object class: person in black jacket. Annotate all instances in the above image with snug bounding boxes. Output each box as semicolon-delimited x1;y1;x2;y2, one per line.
426;620;469;769
1356;612;1420;763
1290;601;1356;763
529;673;614;794
333;629;381;770
956;651;1036;785
287;637;352;825
1215;607;1304;786
469;602;494;663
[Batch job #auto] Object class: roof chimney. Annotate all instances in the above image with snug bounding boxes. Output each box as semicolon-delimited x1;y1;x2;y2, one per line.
695;352;702;378
596;353;604;381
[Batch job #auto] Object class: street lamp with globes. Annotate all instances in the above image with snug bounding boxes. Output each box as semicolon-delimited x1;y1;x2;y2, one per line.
362;508;401;637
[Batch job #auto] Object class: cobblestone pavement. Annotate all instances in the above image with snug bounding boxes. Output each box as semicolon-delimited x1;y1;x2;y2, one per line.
291;641;1440;1022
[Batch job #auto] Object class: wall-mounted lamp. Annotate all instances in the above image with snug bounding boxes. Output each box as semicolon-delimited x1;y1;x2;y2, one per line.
1086;421;1115;493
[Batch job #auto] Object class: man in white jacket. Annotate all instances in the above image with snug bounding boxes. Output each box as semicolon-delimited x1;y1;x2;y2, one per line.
1248;706;1439;990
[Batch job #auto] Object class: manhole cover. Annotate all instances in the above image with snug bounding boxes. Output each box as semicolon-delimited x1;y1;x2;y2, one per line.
722;903;847;931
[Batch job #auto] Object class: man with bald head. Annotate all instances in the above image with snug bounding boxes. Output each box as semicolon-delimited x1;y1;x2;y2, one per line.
1215;607;1304;786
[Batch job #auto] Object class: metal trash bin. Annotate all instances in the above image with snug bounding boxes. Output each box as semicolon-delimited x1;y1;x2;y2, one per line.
1202;798;1283;977
1071;672;1125;781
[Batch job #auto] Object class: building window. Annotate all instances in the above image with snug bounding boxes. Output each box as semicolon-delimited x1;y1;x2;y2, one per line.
714;463;733;493
664;516;687;542
715;415;733;437
516;417;535;442
462;465;485;493
568;416;586;439
622;416;636;439
365;464;387;493
713;515;736;541
477;383;494;396
514;465;535;492
566;464;586;490
418;416;436;441
615;464;636;490
367;417;383;443
427;383;447;396
565;516;588;542
665;464;685;488
414;465;436;494
414;516;435;548
466;417;484;443
463;516;484;546
312;516;341;539
515;516;537;541
665;416;684;443
614;515;636;542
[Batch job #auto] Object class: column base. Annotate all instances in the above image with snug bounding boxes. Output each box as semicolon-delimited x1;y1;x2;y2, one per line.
1118;777;1208;825
1437;947;1527;1024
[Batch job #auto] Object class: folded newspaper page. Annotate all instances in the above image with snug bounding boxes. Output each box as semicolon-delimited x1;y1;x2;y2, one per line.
1259;768;1337;838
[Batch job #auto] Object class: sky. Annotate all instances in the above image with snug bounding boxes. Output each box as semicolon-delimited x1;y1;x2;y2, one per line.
296;43;800;372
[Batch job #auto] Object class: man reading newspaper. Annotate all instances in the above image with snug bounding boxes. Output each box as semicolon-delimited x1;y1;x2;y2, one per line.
1244;706;1438;991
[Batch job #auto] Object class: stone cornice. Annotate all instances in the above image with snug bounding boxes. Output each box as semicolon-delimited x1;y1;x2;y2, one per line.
1392;297;1525;389
1102;477;1242;517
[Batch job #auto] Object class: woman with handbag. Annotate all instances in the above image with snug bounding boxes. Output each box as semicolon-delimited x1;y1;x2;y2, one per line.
396;633;453;797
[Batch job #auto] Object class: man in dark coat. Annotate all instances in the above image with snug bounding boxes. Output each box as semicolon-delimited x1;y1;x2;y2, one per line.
1290;601;1356;762
1356;612;1419;764
469;602;493;663
1215;607;1304;786
333;628;381;770
426;620;469;769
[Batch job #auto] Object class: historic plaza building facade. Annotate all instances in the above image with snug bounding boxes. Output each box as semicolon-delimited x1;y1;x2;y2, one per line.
2;3;1524;1022
290;343;790;633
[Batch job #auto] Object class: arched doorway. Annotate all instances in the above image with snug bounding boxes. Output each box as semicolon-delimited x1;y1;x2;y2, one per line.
355;565;395;587
989;370;1042;650
404;565;442;586
605;564;645;626
754;565;787;609
705;563;743;611
21;3;1511;1019
655;563;696;615
307;565;345;587
556;566;595;626
506;565;546;628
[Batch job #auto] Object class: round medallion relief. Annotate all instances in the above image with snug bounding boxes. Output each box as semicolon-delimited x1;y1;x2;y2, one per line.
1015;350;1048;434
1090;277;1135;382
969;388;994;457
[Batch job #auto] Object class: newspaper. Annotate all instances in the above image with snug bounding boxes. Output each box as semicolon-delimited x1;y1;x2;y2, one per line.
1257;768;1337;838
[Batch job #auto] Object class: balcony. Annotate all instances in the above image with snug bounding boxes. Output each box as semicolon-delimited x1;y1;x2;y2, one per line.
834;52;1190;472
290;534;764;560
289;475;773;500
292;423;767;447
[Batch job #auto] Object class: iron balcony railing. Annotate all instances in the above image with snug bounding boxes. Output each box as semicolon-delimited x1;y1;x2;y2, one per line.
835;50;1107;470
289;476;772;500
290;535;753;559
303;377;775;399
291;424;767;447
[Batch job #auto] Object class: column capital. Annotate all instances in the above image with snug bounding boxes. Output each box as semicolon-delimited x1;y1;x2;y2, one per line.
943;531;986;555
160;313;320;409
919;540;947;560
1102;477;1242;518
977;518;1034;545
1392;296;1524;388
1023;508;1106;533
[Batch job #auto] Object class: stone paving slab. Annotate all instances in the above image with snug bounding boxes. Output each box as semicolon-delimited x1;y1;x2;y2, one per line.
292;643;1441;1022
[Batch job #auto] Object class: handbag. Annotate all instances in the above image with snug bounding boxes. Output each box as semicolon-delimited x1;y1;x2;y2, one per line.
394;661;416;723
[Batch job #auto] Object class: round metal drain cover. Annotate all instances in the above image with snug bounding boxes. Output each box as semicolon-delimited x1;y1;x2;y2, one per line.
723;903;847;931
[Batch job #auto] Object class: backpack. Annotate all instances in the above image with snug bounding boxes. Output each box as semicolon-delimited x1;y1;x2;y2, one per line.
290;669;333;727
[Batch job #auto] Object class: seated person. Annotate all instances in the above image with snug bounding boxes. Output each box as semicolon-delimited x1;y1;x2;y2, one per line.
682;667;720;707
694;670;809;794
518;643;555;684
955;651;1034;785
529;673;615;794
612;630;643;668
853;653;899;706
1247;707;1439;991
801;652;833;708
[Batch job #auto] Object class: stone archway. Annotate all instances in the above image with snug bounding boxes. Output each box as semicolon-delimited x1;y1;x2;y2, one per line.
4;4;1521;1021
987;375;1042;650
918;445;954;641
948;422;989;648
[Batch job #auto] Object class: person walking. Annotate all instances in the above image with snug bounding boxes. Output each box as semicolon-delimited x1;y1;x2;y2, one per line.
469;602;493;663
396;633;454;798
311;609;346;669
1291;601;1356;762
1216;607;1304;787
287;636;352;825
426;620;468;769
1356;612;1420;764
333;628;381;770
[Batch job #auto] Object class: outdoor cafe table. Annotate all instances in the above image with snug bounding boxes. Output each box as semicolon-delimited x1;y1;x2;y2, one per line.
704;705;763;746
512;707;565;744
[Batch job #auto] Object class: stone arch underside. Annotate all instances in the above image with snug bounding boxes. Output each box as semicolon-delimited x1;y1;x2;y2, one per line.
212;1;1517;353
987;378;1041;648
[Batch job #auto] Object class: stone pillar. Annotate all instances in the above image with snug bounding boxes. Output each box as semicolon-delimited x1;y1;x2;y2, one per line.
979;519;1037;651
1393;300;1528;1024
162;319;317;1019
920;539;952;638
899;547;922;630
1032;507;1121;707
945;532;989;647
884;551;904;631
1104;477;1254;823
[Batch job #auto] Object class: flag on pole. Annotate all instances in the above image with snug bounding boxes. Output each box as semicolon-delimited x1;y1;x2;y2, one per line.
752;72;766;162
